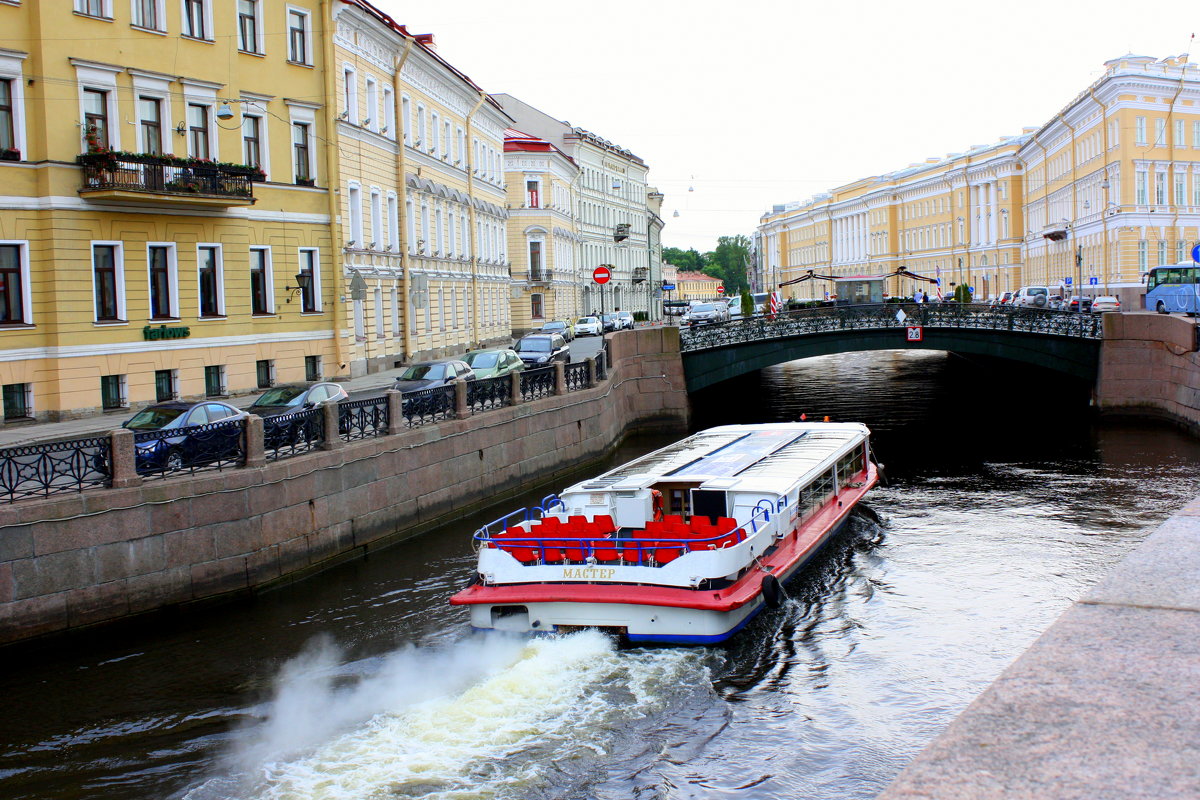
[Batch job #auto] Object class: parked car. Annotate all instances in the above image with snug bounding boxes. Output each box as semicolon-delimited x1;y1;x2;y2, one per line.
514;333;570;366
392;360;475;393
727;298;743;319
1090;295;1121;313
615;311;635;330
1067;295;1093;313
540;319;575;341
1048;294;1065;310
104;400;247;474
575;316;603;336
1014;286;1051;308
683;302;726;325
247;382;348;418
600;313;620;332
463;348;525;379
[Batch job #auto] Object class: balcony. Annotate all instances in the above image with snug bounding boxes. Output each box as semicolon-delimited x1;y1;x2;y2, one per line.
77;152;261;207
632;266;649;284
513;269;553;285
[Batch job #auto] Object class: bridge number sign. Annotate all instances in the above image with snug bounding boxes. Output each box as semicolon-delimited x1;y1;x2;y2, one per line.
906;326;923;342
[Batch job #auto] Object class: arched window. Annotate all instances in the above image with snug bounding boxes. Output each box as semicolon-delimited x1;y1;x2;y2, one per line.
531;292;544;320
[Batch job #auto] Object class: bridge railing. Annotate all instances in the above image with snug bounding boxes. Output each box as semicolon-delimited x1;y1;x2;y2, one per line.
680;303;1103;352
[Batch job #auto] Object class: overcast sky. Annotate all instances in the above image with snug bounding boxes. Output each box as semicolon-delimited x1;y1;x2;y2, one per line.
376;0;1198;253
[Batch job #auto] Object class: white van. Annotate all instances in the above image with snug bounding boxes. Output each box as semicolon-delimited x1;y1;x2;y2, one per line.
1013;286;1050;308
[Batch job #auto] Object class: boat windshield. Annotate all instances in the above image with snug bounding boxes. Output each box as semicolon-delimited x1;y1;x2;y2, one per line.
399;364;447;380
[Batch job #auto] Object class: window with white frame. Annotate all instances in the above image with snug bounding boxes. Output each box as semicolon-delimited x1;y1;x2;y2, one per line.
298;247;320;312
197;244;223;317
182;0;211;40
137;96;163;154
0;55;25;160
0;242;31;326
1158;240;1167;266
287;101;317;183
374;286;383;337
1176;174;1187;206
526;178;541;208
1155;118;1166;146
147;242;177;319
76;0;111;18
1138;240;1147;270
1177;240;1188;263
416;106;426;149
364;78;376;131
401;95;411;143
456;127;464;164
1155;172;1166;205
438;287;445;330
82;87;112;149
421;202;430;255
387;193;399;251
390;286;399;338
1136;171;1148;204
370;188;382;249
249;246;272;315
92;242;125;322
429;112;439;155
286;6;311;65
1135;116;1146;145
405;198;415;253
132;0;165;30
343;66;358;124
1195;121;1200;149
1195;173;1200;207
382;87;395;137
347;184;363;246
242;112;263;170
442;120;450;160
447;210;456;257
435;208;443;255
531;293;544;320
187;102;211;159
237;0;263;54
1176;119;1185;148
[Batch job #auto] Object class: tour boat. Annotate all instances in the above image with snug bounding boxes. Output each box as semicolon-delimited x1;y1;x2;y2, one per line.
450;422;878;645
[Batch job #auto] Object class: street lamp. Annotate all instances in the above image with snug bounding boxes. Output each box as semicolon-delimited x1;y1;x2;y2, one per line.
285;272;313;304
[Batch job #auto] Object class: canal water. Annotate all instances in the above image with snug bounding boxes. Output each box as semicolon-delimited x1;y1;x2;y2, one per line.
3;349;1200;800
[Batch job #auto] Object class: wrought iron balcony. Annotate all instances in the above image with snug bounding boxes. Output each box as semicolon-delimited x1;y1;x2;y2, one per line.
513;269;553;284
77;152;260;207
632;266;649;284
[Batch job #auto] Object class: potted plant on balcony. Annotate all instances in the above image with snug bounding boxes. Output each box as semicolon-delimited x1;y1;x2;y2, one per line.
0;147;19;161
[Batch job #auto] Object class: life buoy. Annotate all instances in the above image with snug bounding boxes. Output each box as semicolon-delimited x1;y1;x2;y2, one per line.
651;489;665;522
761;574;784;608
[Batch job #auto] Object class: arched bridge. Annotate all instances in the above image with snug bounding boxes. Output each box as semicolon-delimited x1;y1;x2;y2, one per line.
679;304;1104;392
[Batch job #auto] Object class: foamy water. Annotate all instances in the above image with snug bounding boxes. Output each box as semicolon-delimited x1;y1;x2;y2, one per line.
185;631;710;800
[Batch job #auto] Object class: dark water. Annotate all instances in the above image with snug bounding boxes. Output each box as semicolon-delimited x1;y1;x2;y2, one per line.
3;349;1200;800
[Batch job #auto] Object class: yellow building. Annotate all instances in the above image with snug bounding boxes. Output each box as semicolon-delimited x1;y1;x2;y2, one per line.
504;127;581;334
674;270;724;302
0;0;335;421
329;1;512;374
762;54;1200;308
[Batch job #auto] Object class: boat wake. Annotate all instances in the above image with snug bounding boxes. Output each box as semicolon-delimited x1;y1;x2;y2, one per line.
183;631;710;800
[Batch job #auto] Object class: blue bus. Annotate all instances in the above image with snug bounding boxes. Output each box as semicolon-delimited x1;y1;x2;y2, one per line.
1145;263;1200;314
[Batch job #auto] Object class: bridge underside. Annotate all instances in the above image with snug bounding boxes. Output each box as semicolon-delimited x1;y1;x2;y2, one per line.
682;328;1101;393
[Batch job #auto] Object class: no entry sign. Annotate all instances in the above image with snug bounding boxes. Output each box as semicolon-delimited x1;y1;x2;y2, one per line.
593;266;612;284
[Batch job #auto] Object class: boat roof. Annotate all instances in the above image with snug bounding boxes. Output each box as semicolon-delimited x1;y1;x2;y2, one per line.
565;423;869;497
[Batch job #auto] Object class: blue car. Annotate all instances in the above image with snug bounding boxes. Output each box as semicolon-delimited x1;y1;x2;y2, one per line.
118;400;247;474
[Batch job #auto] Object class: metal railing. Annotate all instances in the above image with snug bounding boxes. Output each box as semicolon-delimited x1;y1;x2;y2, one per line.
402;385;456;427
133;418;246;479
595;350;608;382
520;366;556;402
467;375;512;414
263;408;324;462
680;303;1105;352
79;154;255;200
0;436;111;502
564;361;589;392
339;396;389;441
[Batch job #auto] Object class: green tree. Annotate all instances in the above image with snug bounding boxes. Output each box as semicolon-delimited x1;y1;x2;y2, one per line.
702;235;752;295
662;247;705;272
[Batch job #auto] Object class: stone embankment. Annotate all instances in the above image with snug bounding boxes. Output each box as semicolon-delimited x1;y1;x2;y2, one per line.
0;328;689;645
1096;311;1200;432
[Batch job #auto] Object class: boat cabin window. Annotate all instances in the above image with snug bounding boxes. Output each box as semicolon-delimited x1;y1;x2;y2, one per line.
837;446;867;488
690;489;727;523
653;482;700;518
799;469;836;521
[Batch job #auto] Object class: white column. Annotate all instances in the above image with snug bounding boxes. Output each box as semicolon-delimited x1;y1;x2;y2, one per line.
988;183;998;244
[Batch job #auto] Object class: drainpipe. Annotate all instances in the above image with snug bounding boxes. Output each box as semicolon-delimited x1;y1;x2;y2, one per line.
464;89;488;348
392;35;415;362
320;0;348;378
1166;60;1187;268
1062;112;1081;293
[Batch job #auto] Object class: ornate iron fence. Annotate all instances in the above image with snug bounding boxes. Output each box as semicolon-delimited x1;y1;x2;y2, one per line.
0;436;111;502
564;361;590;392
133;418;246;479
595;350;608;382
338;396;389;442
467;375;512;414
402;386;456;427
520;366;556;402
680;303;1104;352
262;408;324;462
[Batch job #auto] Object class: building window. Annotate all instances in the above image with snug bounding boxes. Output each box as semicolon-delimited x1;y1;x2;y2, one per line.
1194;121;1200;149
204;365;225;396
154;369;176;401
92;243;122;321
197;245;222;317
298;248;319;312
529;240;543;279
387;193;399;251
1155;172;1166;205
371;188;382;249
182;0;209;39
100;374;126;409
527;179;540;208
1158;240;1168;266
256;359;274;388
138;96;162;154
430;112;439;155
1135;116;1147;145
390;286;399;337
365;77;377;131
242;114;262;169
1175;119;1185;147
304;354;321;382
0;243;28;325
1136;172;1148;204
237;0;261;53
348;185;363;245
343;67;357;124
3;383;31;420
83;88;109;148
374;286;384;337
401;95;411;143
531;293;544;320
250;246;271;314
0;79;16;155
382;87;394;136
416;105;426;147
292;122;311;183
1138;240;1148;271
1176;174;1187;206
287;8;310;64
187;103;209;159
1155;118;1166;146
148;244;175;319
76;0;108;17
133;0;162;30
1177;240;1188;264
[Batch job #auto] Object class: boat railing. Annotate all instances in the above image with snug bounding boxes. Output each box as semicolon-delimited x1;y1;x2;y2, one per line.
472;494;566;545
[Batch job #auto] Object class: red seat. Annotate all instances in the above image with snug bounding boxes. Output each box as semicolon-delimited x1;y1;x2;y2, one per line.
563;537;588;562
538;542;564;563
496;527;537;563
591;538;619;562
715;517;738;534
593;515;616;534
653;542;685;564
662;514;685;526
568;515;589;528
537;516;563;532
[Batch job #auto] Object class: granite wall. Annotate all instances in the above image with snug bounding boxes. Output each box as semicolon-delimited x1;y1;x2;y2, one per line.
1095;312;1200;432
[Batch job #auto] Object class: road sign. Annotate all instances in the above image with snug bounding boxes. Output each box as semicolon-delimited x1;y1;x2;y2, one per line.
717;285;725;295
895;308;908;324
1089;277;1099;286
1192;243;1200;263
906;326;923;342
1064;277;1073;286
661;283;676;291
592;266;611;284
